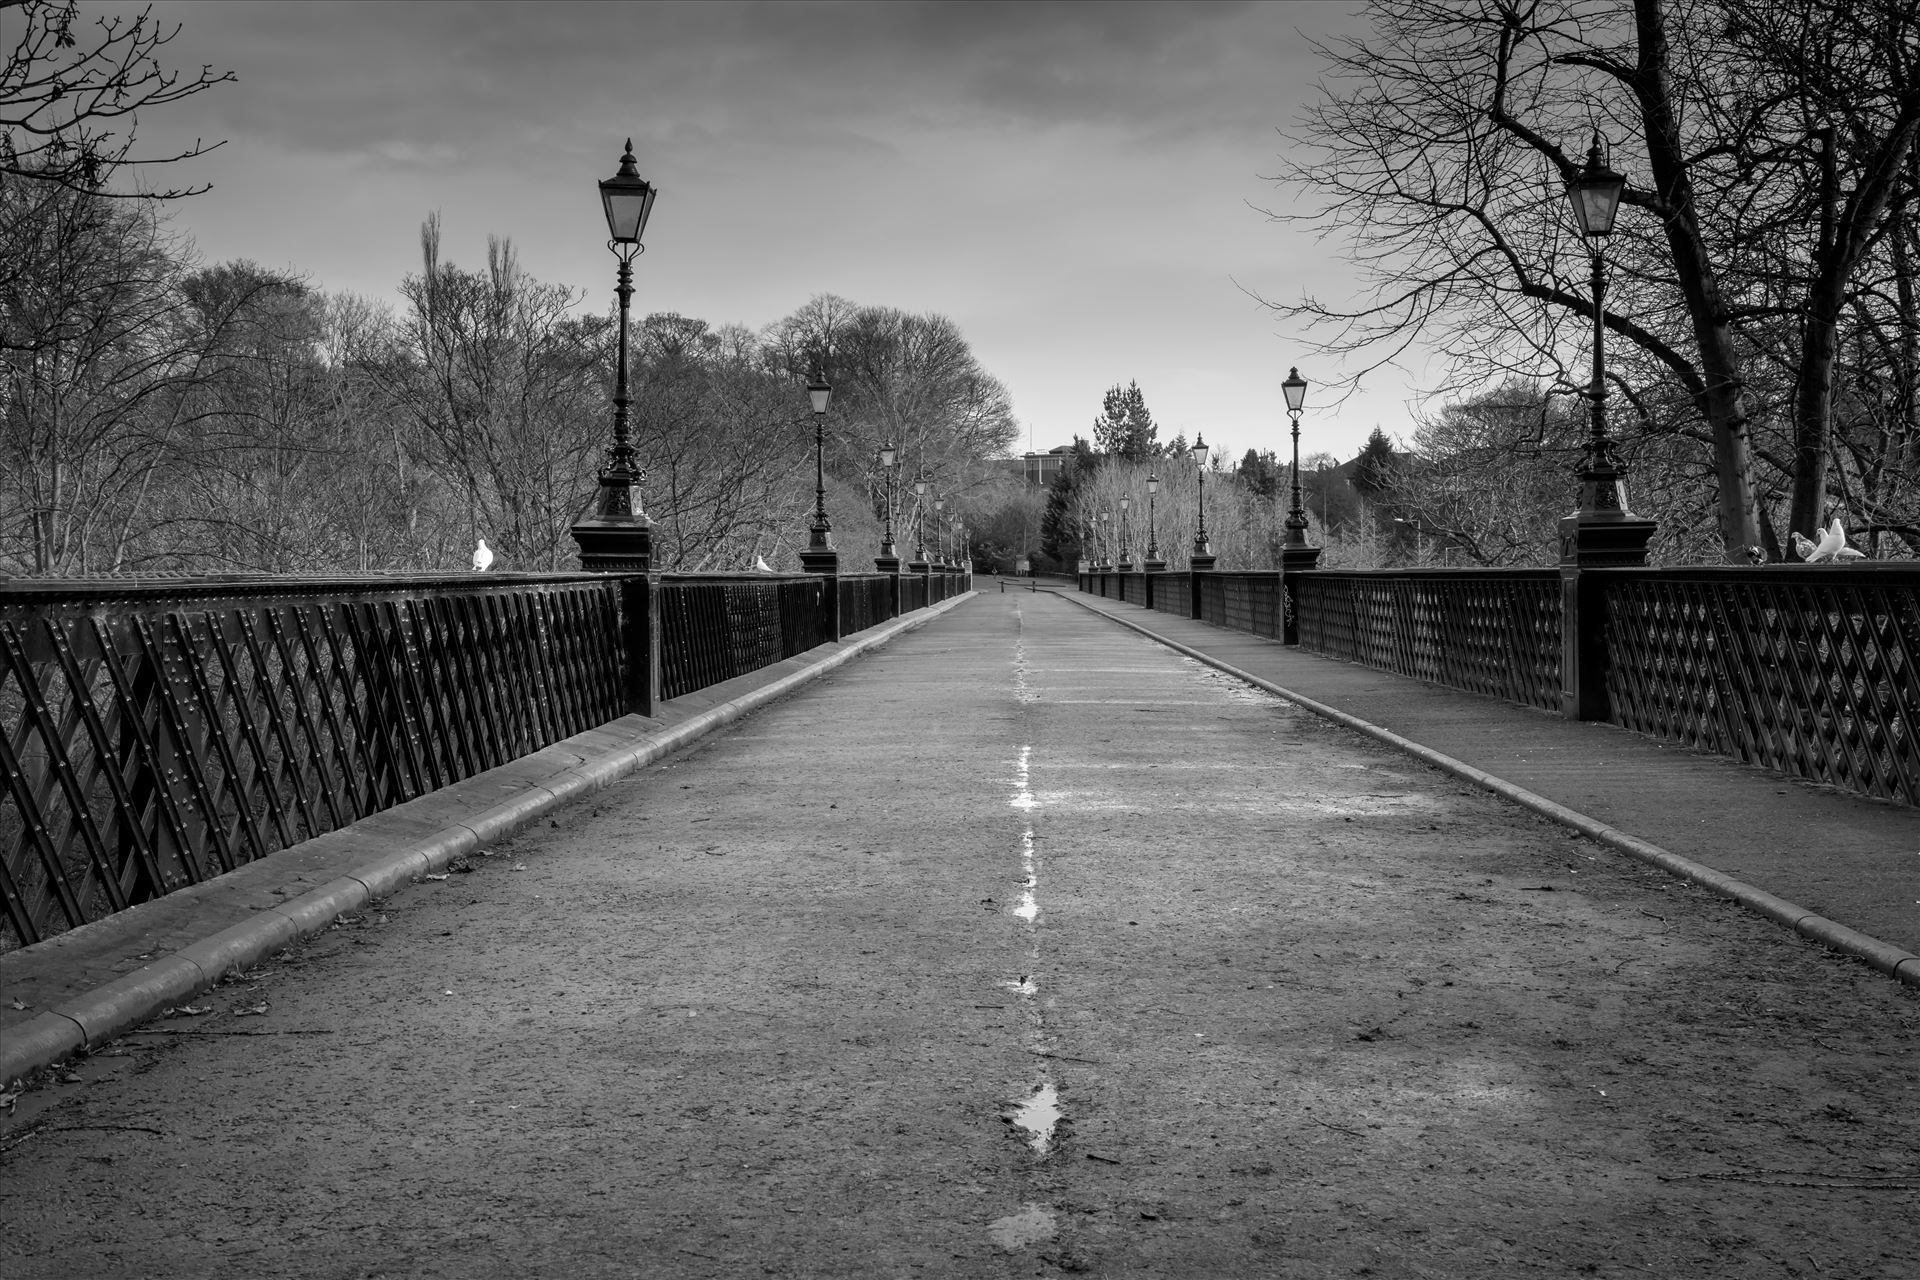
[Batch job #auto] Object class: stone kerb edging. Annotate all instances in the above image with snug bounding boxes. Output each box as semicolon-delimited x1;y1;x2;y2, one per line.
1;592;978;1086
1056;589;1920;990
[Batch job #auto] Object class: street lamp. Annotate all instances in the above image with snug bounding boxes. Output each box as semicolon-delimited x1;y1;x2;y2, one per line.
934;497;946;565
571;139;660;572
1143;472;1164;570
1118;495;1132;570
1099;509;1111;568
1190;433;1214;569
1393;516;1426;564
875;441;900;572
1281;367;1310;548
1558;131;1654;567
911;473;931;567
800;377;837;573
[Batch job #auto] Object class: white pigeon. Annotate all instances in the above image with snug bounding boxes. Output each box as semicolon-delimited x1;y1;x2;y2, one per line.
471;538;494;571
753;555;773;573
1808;518;1845;563
1827;516;1865;561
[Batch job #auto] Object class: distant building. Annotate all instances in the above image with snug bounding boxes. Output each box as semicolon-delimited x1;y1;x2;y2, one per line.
1021;446;1074;487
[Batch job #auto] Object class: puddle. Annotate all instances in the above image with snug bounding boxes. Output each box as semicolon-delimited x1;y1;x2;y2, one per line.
1009;1082;1061;1154
988;1203;1057;1250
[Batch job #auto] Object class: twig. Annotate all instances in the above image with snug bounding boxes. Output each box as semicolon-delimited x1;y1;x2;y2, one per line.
1308;1116;1368;1138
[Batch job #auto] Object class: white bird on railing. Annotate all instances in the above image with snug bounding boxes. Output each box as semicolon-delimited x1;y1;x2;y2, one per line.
472;538;494;571
1809;519;1845;563
754;555;773;573
1827;516;1865;560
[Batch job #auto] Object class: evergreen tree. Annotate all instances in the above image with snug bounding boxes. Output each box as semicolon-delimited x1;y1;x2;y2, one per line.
1350;427;1401;501
1091;381;1158;461
1238;448;1282;499
1041;436;1098;566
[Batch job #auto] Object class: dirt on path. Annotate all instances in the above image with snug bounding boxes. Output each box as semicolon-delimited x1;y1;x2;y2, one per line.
1;590;1914;1279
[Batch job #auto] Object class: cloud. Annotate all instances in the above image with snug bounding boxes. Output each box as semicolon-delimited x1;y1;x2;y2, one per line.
154;0;1331;167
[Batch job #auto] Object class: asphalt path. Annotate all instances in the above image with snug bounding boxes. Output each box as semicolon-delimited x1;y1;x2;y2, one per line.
1;590;1914;1279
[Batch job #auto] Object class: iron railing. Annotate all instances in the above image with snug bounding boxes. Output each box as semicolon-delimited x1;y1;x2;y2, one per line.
1297;571;1563;713
1080;564;1917;805
2;568;969;949
1599;566;1917;806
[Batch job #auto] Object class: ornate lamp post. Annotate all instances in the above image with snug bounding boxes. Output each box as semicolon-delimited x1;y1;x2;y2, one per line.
1099;510;1111;568
799;378;838;573
1143;472;1164;571
1189;432;1215;570
1117;495;1133;571
875;441;901;572
910;474;931;570
1277;366;1323;644
572;139;660;572
1281;367;1312;550
1558;132;1654;567
933;498;946;565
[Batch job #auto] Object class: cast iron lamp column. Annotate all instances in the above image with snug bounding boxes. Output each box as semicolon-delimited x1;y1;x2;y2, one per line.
799;379;838;573
1557;133;1655;567
933;498;947;566
572;139;660;572
1189;433;1215;570
909;475;931;571
875;441;901;572
1117;495;1133;572
1277;366;1323;645
1143;472;1165;571
1558;131;1656;722
1097;510;1111;569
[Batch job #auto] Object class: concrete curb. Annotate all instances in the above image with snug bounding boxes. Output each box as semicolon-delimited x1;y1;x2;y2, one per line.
1059;590;1920;990
1;593;976;1086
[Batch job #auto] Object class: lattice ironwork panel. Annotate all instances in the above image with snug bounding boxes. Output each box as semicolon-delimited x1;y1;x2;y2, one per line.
1;575;628;950
1295;572;1562;711
1602;567;1919;804
1150;573;1192;616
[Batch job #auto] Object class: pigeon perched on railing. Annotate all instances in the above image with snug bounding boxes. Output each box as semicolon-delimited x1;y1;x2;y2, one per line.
472;538;494;571
1827;516;1865;560
1793;517;1865;564
754;555;773;573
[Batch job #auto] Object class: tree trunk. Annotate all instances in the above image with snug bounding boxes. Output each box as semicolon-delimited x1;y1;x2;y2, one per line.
1634;0;1762;559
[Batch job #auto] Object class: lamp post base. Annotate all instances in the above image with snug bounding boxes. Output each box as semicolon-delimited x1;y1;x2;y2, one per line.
570;476;653;572
1142;556;1166;572
1189;552;1217;570
1557;510;1657;567
799;546;840;574
874;553;902;573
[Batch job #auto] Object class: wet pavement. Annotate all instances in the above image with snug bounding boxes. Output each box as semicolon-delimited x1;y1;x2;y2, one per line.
1;589;1915;1279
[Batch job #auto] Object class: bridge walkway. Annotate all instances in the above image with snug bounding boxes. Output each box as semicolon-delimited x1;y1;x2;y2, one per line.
1046;583;1919;963
1;588;1915;1278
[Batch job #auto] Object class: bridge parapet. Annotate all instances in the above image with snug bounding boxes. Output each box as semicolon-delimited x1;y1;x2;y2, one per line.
0;568;969;951
1086;564;1918;807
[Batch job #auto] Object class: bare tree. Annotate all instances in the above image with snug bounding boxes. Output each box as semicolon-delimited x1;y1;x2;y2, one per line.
1266;0;1920;560
1;0;232;199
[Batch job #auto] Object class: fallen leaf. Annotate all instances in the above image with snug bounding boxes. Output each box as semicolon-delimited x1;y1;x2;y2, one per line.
163;1005;211;1018
8;999;28;1011
421;873;450;882
233;1003;269;1017
511;863;528;872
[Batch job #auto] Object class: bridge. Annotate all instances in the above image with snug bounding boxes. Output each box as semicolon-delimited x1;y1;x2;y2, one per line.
1;566;1916;1277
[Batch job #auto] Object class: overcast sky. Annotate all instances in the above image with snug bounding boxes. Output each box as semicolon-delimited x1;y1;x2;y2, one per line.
138;0;1424;465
